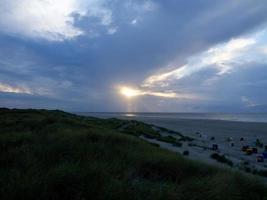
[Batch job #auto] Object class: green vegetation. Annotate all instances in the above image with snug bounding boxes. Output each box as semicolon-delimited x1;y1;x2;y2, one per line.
183;151;189;156
242;167;267;178
210;153;234;167
0;108;266;200
100;117;189;146
157;135;182;147
256;139;264;148
257;170;267;177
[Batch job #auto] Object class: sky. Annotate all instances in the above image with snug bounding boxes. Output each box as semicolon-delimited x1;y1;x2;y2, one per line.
0;0;267;112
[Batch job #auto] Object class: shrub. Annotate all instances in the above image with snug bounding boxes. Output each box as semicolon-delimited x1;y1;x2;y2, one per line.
183;151;189;156
157;136;176;143
210;153;233;167
257;170;267;177
256;139;264;148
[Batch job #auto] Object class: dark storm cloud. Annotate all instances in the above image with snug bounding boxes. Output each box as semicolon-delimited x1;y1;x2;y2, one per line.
0;0;267;111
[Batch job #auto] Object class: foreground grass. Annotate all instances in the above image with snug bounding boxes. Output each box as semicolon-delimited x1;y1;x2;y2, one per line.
0;108;266;200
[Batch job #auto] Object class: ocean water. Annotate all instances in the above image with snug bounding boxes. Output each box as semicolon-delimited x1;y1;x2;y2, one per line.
78;112;267;123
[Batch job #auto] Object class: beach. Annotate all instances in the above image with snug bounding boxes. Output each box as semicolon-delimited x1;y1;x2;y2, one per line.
83;113;267;174
84;113;267;141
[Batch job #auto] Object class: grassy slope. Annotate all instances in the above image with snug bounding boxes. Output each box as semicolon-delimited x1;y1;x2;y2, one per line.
0;108;266;200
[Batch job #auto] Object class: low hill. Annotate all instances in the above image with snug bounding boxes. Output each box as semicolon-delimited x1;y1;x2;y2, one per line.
0;108;266;200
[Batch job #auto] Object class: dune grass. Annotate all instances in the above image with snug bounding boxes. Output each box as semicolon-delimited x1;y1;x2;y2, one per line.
0;108;266;200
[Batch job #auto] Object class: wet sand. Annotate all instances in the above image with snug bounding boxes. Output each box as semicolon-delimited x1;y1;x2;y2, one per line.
133;117;267;143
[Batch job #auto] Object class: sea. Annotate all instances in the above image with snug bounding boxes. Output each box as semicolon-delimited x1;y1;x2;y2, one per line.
77;112;267;123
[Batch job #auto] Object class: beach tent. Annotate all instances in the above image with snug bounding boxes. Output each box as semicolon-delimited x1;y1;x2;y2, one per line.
242;145;249;152
245;148;253;155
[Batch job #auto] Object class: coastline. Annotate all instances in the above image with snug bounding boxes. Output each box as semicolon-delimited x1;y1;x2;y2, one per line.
80;113;267;140
80;112;267;179
2;108;267;199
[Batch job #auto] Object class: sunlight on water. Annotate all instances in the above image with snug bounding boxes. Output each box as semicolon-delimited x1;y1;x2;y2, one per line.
124;113;137;117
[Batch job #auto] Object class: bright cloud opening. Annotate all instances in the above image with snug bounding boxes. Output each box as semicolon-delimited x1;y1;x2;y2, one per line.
0;0;113;41
119;86;199;100
0;83;32;94
142;29;267;88
120;87;144;98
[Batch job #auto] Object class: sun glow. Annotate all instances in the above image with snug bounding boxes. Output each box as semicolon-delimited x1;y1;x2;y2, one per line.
120;87;143;98
118;85;201;100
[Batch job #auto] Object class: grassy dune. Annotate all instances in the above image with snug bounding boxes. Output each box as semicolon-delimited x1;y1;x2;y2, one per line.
0;108;266;200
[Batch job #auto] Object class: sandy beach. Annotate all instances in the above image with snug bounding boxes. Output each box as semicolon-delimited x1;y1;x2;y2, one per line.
133;117;267;174
84;113;267;175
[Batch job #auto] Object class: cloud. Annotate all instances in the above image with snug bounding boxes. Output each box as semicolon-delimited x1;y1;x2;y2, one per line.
241;96;258;107
131;19;138;25
0;82;32;94
1;0;267;112
107;27;118;35
125;0;158;12
142;28;267;88
142;0;158;11
123;0;157;27
0;0;160;41
0;0;113;41
118;86;201;100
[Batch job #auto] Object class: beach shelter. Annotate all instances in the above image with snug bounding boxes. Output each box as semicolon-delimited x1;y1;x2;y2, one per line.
242;145;249;152
245;148;253;155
